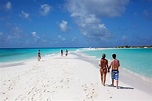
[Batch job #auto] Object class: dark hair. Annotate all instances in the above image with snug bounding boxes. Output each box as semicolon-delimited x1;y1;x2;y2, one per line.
102;54;106;59
112;54;116;59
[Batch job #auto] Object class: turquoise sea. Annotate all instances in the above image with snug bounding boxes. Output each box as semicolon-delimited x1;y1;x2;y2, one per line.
0;48;152;79
0;48;78;62
81;48;152;79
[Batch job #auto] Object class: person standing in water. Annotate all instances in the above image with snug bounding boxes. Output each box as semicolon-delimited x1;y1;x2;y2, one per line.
38;50;41;61
61;50;63;56
99;54;108;86
108;54;120;89
65;49;68;56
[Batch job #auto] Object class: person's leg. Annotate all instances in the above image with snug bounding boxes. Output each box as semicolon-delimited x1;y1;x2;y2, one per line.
116;80;118;89
116;71;119;89
112;79;114;86
111;71;114;86
38;57;40;61
103;71;107;86
100;69;103;85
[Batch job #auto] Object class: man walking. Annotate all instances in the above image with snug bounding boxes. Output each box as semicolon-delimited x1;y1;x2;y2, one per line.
108;54;120;89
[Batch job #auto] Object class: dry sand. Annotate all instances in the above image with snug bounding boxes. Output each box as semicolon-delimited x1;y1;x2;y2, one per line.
0;52;152;101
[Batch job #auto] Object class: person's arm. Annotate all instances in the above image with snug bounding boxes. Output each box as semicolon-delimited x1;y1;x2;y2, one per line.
118;60;120;67
99;60;101;66
108;62;111;72
106;60;108;68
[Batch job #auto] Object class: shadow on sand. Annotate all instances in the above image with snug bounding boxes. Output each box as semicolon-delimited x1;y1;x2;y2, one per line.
106;84;134;89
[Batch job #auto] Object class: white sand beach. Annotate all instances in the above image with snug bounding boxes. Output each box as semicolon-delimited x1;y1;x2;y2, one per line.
0;52;152;101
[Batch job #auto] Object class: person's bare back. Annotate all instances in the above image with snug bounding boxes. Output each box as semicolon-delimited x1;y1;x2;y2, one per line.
100;59;108;70
110;59;120;70
99;54;108;86
108;54;120;89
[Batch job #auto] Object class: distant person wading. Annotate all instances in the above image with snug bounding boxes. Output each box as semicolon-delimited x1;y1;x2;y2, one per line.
65;49;68;56
61;50;63;56
38;50;41;61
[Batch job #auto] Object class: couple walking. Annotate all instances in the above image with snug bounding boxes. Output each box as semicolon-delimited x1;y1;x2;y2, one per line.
99;53;120;89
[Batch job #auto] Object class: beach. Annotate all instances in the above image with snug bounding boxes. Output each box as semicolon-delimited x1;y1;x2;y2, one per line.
0;52;152;101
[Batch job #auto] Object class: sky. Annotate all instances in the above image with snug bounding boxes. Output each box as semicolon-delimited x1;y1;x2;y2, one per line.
0;0;152;48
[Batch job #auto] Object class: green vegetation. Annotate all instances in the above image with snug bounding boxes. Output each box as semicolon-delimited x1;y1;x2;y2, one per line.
116;45;152;48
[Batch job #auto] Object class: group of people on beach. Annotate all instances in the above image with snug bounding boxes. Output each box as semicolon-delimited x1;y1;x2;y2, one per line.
99;53;120;89
37;49;69;61
61;49;68;56
37;49;119;88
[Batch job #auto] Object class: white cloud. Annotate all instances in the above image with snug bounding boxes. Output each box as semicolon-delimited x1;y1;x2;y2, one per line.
0;32;3;41
143;10;152;20
72;37;77;42
122;35;127;40
32;32;40;41
20;11;29;19
99;24;106;29
58;35;66;41
40;4;51;16
67;0;129;17
145;0;152;2
5;1;12;10
0;26;22;42
25;40;30;45
13;26;22;35
0;32;3;36
59;20;68;32
7;26;22;40
66;0;129;41
6;35;12;40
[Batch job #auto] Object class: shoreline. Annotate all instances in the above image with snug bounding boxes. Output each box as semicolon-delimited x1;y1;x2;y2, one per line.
1;52;152;91
0;52;152;100
1;52;152;89
72;52;152;94
74;51;152;80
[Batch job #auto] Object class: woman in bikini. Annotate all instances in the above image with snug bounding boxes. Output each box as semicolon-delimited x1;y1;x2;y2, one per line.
99;54;108;86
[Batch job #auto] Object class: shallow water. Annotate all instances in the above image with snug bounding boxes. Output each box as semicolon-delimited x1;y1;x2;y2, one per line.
81;48;152;78
0;48;152;79
0;48;78;62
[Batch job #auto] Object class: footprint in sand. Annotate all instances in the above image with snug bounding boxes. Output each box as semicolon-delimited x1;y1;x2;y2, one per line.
4;97;8;101
109;96;112;98
107;90;113;99
60;79;63;83
82;83;96;100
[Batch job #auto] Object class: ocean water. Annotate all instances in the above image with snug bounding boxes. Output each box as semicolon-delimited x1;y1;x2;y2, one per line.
81;48;152;78
0;48;152;79
0;48;78;62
